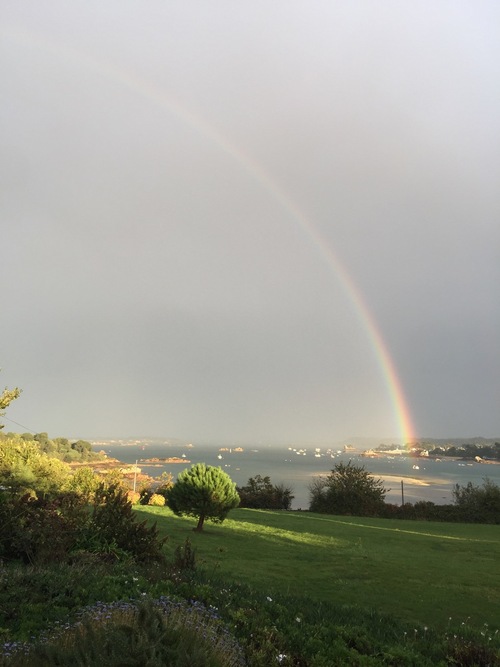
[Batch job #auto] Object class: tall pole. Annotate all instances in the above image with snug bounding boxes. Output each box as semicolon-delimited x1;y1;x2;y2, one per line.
133;459;138;493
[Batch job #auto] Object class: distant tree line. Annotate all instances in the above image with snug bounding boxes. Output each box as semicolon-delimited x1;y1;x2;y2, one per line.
376;442;500;460
427;442;500;460
0;431;104;463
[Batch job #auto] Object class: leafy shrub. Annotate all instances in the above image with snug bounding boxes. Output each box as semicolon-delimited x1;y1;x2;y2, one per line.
0;492;88;564
139;486;154;505
88;484;167;562
309;461;387;516
0;437;71;498
0;481;167;565
237;476;294;510
127;490;141;505
148;493;165;506
453;478;500;524
65;466;100;500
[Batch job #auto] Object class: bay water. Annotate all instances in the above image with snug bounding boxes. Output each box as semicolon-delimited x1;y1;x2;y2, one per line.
95;440;500;510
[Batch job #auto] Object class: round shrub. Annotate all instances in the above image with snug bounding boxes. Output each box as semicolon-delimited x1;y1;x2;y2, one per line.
148;493;165;507
127;491;141;505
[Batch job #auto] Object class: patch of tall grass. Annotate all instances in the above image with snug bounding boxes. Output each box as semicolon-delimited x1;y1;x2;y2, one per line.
2;598;245;667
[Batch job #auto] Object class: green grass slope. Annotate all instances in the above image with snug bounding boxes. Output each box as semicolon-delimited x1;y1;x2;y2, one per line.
137;507;500;630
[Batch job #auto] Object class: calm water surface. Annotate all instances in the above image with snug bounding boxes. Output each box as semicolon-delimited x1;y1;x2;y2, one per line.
96;441;500;510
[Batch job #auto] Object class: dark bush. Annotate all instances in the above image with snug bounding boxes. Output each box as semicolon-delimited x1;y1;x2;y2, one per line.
89;483;167;561
309;462;387;516
0;483;168;565
453;478;500;524
237;475;294;510
0;492;88;564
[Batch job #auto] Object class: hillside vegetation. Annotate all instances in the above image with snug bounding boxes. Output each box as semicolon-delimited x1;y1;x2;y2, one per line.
1;426;499;665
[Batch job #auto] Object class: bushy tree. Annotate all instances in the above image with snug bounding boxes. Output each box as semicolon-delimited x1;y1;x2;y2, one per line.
0;482;168;563
309;461;387;516
0;435;71;497
166;463;239;531
89;483;167;561
66;466;100;500
453;478;500;524
0;491;88;563
237;475;294;510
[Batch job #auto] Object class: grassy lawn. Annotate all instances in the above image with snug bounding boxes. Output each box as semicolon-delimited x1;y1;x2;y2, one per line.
136;506;500;630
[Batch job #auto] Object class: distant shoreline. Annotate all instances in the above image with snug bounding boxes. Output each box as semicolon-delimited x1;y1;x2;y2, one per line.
362;451;500;465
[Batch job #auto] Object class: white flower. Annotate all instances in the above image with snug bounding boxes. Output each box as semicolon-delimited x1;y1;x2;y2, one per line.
267;596;272;602
277;654;286;663
296;617;301;623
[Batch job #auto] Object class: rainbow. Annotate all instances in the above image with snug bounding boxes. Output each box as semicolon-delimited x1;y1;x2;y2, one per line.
5;25;416;444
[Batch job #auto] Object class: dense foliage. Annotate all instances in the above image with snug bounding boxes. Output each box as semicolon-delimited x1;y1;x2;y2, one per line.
237;475;294;510
452;477;500;524
309;461;387;516
0;436;72;497
0;484;167;565
89;484;167;561
0;431;104;463
166;464;240;531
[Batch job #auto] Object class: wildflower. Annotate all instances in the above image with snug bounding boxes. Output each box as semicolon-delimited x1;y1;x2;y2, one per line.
277;654;287;663
267;596;272;602
296;617;301;623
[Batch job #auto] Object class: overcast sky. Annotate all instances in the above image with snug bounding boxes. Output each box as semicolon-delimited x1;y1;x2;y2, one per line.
1;1;499;444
